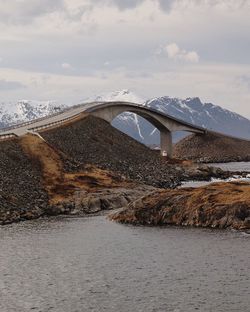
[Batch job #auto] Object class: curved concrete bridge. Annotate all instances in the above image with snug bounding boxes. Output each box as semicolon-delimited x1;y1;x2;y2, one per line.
86;102;206;157
0;101;207;158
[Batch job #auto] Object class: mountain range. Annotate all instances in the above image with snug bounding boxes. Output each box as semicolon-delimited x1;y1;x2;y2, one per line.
1;90;250;145
0;100;67;129
104;91;250;144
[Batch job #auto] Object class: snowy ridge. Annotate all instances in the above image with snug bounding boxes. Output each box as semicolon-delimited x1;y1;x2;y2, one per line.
91;89;145;104
113;93;250;145
1;90;250;145
0;100;68;129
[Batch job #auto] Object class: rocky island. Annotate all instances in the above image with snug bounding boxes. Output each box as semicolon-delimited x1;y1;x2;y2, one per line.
0;114;249;229
110;181;250;230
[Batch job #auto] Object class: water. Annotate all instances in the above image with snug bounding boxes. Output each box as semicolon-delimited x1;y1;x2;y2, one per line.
181;162;250;188
0;216;249;312
210;161;250;172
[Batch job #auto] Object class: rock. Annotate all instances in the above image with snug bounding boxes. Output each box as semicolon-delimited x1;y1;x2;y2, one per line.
1;116;247;226
109;181;250;230
174;132;250;163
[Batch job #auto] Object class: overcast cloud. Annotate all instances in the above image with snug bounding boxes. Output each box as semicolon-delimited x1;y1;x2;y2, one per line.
0;0;250;117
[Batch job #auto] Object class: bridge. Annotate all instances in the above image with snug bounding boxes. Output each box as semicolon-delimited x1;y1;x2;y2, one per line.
0;101;207;158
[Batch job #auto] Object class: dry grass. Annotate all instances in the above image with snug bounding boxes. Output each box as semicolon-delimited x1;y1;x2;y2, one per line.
110;180;250;229
20;134;132;204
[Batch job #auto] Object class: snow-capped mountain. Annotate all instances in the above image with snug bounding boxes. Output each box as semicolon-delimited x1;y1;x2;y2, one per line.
92;89;144;104
0;100;67;129
85;90;149;143
112;94;250;145
144;96;250;142
1;91;250;146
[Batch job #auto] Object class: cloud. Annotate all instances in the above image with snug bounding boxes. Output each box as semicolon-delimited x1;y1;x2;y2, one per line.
237;75;250;90
0;0;250;119
0;79;26;91
157;0;250;12
61;62;73;70
157;0;174;11
0;0;64;24
91;0;146;10
158;43;200;63
0;0;249;26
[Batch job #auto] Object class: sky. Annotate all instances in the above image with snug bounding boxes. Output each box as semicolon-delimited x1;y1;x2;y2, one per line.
0;0;250;117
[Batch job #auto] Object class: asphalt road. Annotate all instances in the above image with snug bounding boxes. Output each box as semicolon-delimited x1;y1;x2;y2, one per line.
0;102;98;137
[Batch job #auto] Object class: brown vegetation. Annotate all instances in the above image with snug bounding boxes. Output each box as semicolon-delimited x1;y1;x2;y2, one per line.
20;134;132;205
1;115;248;227
110;181;250;230
41;115;229;188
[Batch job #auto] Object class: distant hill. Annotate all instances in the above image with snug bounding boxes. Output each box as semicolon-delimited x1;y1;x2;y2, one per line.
174;132;250;163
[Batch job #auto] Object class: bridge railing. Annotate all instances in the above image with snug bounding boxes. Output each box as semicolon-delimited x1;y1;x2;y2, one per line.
28;112;83;132
0;102;99;134
0;133;18;141
0;106;75;134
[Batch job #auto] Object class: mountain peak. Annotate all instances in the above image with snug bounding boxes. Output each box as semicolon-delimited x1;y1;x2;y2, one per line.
91;89;145;104
0;100;67;129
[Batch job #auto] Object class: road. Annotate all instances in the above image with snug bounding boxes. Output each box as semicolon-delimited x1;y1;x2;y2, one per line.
0;102;98;137
1;101;249;143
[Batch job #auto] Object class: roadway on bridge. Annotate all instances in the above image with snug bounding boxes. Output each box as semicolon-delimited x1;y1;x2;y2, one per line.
0;102;96;136
0;101;205;137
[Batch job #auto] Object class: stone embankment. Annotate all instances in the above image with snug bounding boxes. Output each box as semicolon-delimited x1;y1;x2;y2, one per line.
174;132;250;163
0;138;49;224
0;114;248;226
110;181;250;230
41;115;231;188
0;132;154;225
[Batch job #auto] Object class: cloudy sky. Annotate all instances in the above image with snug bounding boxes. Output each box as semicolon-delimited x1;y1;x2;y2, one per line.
0;0;250;117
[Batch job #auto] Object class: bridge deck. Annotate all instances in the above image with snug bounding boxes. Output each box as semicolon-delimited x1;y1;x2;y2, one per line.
0;101;248;142
0;101;206;137
85;101;206;133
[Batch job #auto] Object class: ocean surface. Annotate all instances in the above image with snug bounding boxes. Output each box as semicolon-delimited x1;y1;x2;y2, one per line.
210;161;250;172
0;162;249;312
181;162;250;188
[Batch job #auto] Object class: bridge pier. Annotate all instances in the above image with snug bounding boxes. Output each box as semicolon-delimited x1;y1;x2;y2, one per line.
160;130;173;158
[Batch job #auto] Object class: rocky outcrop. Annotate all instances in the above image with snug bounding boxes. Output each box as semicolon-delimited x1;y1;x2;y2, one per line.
109;181;250;230
49;185;155;216
0;133;156;225
0;138;49;224
41;115;232;188
1;116;247;226
41;115;179;188
174;132;250;163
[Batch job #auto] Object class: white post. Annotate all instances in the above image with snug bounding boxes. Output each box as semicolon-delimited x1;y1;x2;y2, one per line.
160;130;173;158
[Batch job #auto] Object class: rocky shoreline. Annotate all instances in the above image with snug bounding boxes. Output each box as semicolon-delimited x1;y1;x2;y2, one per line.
109;181;250;231
174;132;250;163
1;115;249;228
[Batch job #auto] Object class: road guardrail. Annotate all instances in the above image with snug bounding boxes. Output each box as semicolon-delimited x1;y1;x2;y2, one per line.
28;112;82;132
0;133;18;141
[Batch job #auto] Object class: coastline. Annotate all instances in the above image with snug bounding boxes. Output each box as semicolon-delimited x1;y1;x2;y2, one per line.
109;181;250;231
1;116;249;228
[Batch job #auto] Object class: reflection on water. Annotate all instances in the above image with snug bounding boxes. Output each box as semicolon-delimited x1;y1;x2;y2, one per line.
0;216;249;312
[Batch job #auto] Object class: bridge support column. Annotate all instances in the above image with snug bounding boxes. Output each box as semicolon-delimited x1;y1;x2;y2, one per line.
160;130;173;158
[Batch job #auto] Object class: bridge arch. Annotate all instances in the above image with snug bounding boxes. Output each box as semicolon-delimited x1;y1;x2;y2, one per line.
87;102;205;158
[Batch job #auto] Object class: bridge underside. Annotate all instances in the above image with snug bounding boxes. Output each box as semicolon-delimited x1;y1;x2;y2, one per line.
89;103;205;158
